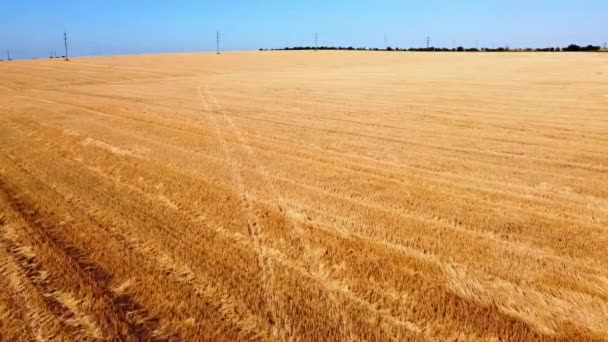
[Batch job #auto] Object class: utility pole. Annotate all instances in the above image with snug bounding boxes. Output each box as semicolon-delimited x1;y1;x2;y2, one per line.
7;50;11;61
216;31;220;54
64;32;69;61
315;32;318;51
426;36;430;50
384;33;387;48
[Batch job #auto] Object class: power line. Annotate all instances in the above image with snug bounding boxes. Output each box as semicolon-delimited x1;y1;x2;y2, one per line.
216;31;220;54
64;32;69;61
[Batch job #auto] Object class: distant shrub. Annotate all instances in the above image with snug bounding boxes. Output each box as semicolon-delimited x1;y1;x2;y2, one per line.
564;44;581;51
563;44;600;52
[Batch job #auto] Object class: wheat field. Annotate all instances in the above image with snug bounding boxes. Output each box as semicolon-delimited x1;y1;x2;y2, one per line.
0;51;607;341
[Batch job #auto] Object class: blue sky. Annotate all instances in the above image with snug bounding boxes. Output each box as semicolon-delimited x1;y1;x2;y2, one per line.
1;1;606;59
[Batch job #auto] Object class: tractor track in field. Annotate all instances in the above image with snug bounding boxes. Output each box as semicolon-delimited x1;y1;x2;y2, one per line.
197;84;291;339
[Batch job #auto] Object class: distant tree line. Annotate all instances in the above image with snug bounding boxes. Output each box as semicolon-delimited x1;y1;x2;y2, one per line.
561;44;602;51
261;44;603;52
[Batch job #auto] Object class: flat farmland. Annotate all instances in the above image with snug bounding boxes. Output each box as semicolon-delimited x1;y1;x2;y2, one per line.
0;51;607;340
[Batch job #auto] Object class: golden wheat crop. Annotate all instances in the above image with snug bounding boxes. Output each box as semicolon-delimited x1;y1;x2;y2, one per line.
0;51;607;341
